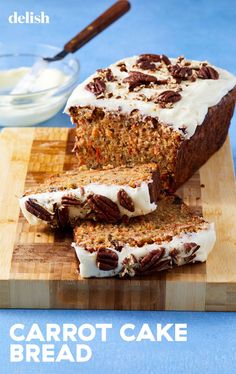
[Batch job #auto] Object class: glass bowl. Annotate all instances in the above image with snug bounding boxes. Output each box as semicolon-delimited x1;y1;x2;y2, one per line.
0;43;80;126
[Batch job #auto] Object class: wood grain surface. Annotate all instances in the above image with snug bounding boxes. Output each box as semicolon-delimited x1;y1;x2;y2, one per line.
0;127;235;310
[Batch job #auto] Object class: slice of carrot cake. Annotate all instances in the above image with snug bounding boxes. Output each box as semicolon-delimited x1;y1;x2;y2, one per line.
73;195;216;278
19;163;160;227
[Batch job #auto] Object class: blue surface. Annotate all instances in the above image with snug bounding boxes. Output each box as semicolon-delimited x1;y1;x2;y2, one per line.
1;310;236;374
1;1;236;373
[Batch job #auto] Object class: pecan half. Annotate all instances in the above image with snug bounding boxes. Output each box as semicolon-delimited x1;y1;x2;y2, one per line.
183;243;200;263
148;170;160;203
123;71;158;91
137;60;156;71
138;54;171;65
184;242;199;253
55;205;69;228
160;54;171;66
25;198;54;222
156;90;182;107
138;248;168;274
117;189;135;212
169;248;180;264
87;194;121;223
198;66;219;80
169;64;192;80
61;195;83;206
96;248;119;271
85;77;106;96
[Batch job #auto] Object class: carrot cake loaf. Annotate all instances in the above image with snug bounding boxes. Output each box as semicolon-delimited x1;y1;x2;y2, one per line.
65;54;236;191
73;195;216;278
19;163;160;227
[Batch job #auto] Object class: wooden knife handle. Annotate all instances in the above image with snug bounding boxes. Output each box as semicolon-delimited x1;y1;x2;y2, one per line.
64;1;131;54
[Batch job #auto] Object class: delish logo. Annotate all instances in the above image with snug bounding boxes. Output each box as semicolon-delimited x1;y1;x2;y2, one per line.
8;11;50;24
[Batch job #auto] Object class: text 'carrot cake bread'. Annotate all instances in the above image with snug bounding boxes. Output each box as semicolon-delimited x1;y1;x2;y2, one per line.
73;196;216;278
19;163;160;227
65;54;236;192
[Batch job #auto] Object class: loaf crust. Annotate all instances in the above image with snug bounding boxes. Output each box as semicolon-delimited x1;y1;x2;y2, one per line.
174;87;236;190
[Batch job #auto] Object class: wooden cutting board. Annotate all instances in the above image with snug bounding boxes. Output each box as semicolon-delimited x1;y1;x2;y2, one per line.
0;127;236;310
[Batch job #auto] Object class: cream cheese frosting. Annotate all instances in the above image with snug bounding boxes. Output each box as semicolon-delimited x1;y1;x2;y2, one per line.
73;223;216;278
65;55;236;139
19;181;157;226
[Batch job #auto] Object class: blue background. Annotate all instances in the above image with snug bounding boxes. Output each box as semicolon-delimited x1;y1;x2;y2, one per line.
1;1;236;373
1;310;236;374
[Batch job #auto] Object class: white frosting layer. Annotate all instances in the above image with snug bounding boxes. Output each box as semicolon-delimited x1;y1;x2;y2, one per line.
65;56;236;139
19;181;156;225
73;223;216;278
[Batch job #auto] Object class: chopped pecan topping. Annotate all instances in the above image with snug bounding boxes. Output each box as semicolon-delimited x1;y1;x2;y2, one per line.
137;60;156;71
176;55;185;63
61;195;83;206
169;64;192;80
108;234;123;252
148;80;169;93
96;248;119;271
120;254;139;277
138;248;171;274
85;77;106;96
123;71;158;91
87;194;121;223
117;189;135;212
48;187;57;192
184;60;192;66
106;68;116;81
97;68;116;82
117;62;127;72
25;198;54;222
156;90;182;107
138;54;171;65
130;109;140;116
198;66;219;80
